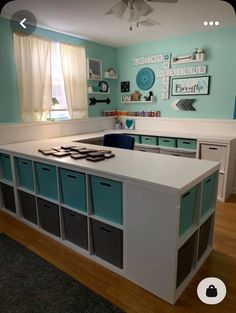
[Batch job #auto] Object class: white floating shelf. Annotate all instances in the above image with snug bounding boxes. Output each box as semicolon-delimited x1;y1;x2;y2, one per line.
104;73;117;79
121;96;155;103
172;53;205;64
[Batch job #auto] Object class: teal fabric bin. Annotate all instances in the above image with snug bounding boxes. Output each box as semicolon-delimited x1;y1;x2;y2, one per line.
130;134;140;144
141;135;157;146
90;175;123;224
159;137;177;148
60;168;87;212
177;139;197;150
0;153;12;182
16;157;34;191
179;186;197;236
35;162;58;201
201;173;217;217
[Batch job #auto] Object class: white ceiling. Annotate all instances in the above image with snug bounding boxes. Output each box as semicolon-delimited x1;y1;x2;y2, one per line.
2;0;236;47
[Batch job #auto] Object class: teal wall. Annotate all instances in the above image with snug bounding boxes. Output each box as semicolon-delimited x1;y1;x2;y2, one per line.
0;17;117;122
116;26;236;119
1;15;235;123
0;18;19;122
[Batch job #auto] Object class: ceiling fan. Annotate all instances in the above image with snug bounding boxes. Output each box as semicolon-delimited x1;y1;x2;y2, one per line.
105;0;178;30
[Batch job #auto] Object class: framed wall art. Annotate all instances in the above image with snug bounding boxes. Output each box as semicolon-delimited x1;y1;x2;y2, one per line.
87;58;102;80
171;76;210;96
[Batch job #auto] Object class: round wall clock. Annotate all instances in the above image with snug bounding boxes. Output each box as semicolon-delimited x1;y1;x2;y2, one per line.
136;67;155;90
98;81;109;92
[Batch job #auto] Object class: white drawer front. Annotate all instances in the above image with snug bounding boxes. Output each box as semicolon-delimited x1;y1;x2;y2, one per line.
159;149;196;158
135;147;159;153
200;144;227;172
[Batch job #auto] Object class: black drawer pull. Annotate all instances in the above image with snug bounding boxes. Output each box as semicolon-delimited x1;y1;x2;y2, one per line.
182;141;190;144
42;167;50;171
100;182;111;187
67;174;76;179
4;155;10;159
206;178;212;184
173;154;181;156
24;195;31;199
163;139;170;142
183;191;190;198
70;213;76;217
209;147;218;150
43;204;51;209
145;138;151;140
100;226;111;233
22;161;28;165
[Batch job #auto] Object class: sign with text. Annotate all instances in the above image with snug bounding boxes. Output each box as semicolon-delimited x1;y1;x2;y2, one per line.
171;76;210;96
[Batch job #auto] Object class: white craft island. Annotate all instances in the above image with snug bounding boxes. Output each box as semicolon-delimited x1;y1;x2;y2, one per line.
0;136;220;304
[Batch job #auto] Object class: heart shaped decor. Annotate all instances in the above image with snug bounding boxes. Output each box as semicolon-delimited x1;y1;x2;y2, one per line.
126;119;134;129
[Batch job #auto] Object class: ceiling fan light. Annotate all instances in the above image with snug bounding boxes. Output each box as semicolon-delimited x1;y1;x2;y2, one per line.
109;1;128;18
134;0;153;17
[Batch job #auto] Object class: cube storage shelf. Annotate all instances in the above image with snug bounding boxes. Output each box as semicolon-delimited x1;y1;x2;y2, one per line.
0;152;218;305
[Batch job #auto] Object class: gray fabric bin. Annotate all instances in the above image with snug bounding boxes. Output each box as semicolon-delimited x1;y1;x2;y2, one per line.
176;232;196;287
19;190;37;225
1;183;16;213
37;198;60;237
62;207;88;250
91;219;123;268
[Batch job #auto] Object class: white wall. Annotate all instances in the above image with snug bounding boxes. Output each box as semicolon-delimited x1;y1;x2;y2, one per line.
134;117;236;136
0;117;114;145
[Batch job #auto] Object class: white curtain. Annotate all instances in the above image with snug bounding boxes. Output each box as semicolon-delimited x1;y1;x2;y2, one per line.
13;34;51;122
60;43;88;119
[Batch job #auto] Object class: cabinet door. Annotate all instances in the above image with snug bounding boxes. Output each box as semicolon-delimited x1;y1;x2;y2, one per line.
200;144;227;172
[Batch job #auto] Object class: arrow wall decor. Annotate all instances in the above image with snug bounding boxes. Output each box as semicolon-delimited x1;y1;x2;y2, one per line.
171;99;196;111
89;97;111;106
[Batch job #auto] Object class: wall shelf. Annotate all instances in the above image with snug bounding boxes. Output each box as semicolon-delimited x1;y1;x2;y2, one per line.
88;90;110;95
172;53;205;64
121;96;155;103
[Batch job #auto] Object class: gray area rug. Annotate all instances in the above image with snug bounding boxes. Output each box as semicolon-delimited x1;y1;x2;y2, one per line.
0;233;125;313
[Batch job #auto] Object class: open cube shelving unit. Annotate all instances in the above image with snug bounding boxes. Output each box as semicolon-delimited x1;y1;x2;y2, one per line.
0;150;218;304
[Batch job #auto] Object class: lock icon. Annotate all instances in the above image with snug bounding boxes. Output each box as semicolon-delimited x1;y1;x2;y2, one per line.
206;285;218;297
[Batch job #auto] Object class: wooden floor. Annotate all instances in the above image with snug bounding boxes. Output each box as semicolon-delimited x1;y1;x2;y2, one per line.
1;195;236;313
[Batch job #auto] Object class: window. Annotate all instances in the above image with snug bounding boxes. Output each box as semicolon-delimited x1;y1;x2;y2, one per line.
14;33;88;122
49;42;70;120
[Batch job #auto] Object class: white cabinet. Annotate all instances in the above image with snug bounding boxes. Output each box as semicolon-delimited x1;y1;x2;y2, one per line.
199;141;236;201
200;144;227;172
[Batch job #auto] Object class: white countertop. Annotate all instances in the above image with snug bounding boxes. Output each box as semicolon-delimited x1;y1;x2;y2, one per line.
0;133;220;196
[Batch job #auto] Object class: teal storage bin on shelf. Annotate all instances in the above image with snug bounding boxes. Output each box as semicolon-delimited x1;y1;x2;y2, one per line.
16;157;34;191
159;137;176;148
60;168;87;212
90;175;123;224
130;134;140;144
141;135;158;146
177;139;197;150
0;153;12;182
201;173;217;217
179;186;197;236
35;162;58;201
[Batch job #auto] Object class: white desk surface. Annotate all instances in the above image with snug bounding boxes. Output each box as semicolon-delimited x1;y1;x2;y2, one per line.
0;132;220;196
